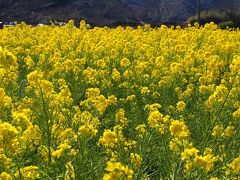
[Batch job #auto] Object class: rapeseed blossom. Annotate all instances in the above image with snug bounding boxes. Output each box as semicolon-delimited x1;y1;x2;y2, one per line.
99;130;118;148
0;172;12;180
227;156;240;174
0;21;239;179
170;120;190;139
176;101;186;112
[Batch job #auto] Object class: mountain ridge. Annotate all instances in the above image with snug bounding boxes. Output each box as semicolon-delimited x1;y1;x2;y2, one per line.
0;0;237;26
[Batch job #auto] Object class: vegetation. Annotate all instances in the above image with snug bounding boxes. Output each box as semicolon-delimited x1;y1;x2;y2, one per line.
0;21;240;179
188;9;240;29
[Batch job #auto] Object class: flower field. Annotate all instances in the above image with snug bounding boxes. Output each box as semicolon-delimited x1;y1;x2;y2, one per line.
0;21;240;179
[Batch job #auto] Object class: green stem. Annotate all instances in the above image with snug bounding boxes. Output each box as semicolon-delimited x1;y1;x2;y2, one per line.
39;85;52;165
16;157;23;180
204;157;235;179
201;74;237;153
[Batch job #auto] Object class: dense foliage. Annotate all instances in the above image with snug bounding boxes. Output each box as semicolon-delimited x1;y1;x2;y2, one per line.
0;21;239;179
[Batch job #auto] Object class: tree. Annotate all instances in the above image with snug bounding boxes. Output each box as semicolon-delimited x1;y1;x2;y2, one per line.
197;0;200;22
148;0;170;23
220;0;239;20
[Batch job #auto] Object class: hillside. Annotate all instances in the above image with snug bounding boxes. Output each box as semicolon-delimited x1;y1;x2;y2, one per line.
0;0;238;26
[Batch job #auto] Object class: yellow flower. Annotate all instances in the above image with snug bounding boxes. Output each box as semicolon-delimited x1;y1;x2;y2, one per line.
108;95;117;104
0;47;18;69
181;147;199;161
115;109;128;127
84;89;109;114
12;109;32;130
99;130;118;148
145;103;162;112
0;88;12;107
227;156;240;174
194;154;216;172
95;95;109;114
21;166;40;180
112;68;121;81
0;68;6;79
176;101;186;112
212;125;224;137
120;58;131;68
80;20;88;29
0;172;12;180
104;161;134;180
0;122;18;148
169;139;180;152
135;124;147;138
21;125;41;148
141;87;150;95
86;88;101;98
52;141;71;159
82;67;98;84
38;145;50;163
0;150;11;167
232;107;240;119
130;153;142;167
124;140;137;151
24;56;34;68
126;95;136;101
124;166;134;180
65;162;75;179
103;171;122;180
170;120;190;139
209;177;219;180
58;85;73;104
123;70;130;78
96;59;107;68
78;124;98;136
27;70;43;87
224;125;235;137
148;110;163;128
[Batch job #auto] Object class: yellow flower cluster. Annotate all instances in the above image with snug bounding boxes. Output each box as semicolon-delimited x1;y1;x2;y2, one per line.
99;129;118;148
170;119;190;139
103;161;134;180
227;156;240;174
0;21;239;179
181;147;216;172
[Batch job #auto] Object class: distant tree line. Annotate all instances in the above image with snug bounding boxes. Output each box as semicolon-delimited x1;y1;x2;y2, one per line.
190;0;240;28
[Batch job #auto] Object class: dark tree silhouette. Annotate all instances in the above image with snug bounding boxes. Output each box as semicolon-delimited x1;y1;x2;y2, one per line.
197;0;200;22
